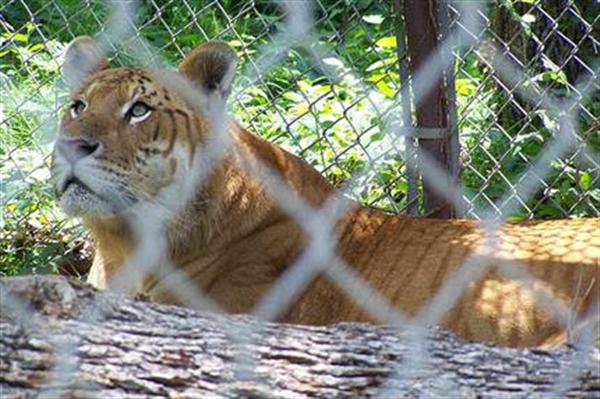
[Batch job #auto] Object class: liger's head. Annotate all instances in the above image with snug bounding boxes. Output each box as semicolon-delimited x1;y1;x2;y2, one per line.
52;36;237;218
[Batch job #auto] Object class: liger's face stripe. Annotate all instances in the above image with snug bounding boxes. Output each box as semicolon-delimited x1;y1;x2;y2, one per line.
53;67;205;217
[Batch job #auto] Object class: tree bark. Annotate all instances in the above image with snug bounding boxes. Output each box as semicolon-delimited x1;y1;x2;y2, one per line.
1;275;598;398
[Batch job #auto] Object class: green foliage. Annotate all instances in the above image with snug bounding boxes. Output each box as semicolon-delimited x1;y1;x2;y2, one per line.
458;1;600;220
1;1;598;276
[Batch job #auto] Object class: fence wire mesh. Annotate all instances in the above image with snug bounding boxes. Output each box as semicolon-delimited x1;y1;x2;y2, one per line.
1;0;599;396
2;1;599;274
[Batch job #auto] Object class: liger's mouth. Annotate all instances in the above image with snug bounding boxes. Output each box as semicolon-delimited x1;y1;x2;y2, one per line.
60;175;93;196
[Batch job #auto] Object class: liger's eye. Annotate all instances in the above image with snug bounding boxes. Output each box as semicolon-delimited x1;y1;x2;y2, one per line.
70;100;86;118
127;101;152;123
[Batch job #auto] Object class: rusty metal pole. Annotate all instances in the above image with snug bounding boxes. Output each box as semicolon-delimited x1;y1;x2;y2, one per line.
401;0;458;218
438;0;461;216
393;0;418;215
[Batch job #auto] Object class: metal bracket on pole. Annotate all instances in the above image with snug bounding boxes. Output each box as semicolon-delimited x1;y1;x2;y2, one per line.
399;127;451;140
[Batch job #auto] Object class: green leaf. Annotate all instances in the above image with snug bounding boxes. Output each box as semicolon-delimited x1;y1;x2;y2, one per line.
362;15;384;25
12;33;28;43
579;171;592;190
27;43;45;52
521;14;536;23
559;179;572;194
375;36;397;48
297;80;311;93
375;81;395;98
322;57;345;70
228;40;244;48
455;78;477;96
533;70;569;86
536;204;562;218
506;213;529;223
282;92;303;102
366;57;397;72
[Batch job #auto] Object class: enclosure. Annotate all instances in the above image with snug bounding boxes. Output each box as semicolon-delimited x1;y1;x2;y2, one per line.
2;0;598;276
1;0;599;397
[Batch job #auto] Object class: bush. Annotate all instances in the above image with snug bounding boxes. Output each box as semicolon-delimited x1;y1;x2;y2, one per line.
1;1;598;276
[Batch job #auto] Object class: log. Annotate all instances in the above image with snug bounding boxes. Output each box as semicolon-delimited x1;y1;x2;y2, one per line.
1;276;598;398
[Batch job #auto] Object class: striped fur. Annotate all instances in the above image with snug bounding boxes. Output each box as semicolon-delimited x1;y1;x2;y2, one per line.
54;38;599;348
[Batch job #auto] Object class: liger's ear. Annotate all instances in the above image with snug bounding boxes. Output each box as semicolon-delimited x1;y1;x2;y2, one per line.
179;41;237;100
62;36;108;90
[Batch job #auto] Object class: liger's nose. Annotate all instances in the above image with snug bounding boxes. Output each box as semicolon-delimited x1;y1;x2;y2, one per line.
55;138;101;164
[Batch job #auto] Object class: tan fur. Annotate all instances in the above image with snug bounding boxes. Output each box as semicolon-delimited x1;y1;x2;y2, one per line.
54;38;599;348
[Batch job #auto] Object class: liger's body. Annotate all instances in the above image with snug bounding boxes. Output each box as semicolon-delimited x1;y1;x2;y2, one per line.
53;37;599;348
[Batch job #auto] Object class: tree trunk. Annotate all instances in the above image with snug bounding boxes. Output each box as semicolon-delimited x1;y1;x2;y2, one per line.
1;275;598;398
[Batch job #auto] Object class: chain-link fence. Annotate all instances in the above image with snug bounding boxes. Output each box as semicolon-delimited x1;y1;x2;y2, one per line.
1;1;599;275
1;0;599;396
453;1;599;219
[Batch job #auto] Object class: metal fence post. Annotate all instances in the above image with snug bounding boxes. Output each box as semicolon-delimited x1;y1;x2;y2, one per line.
393;0;418;215
401;0;460;218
